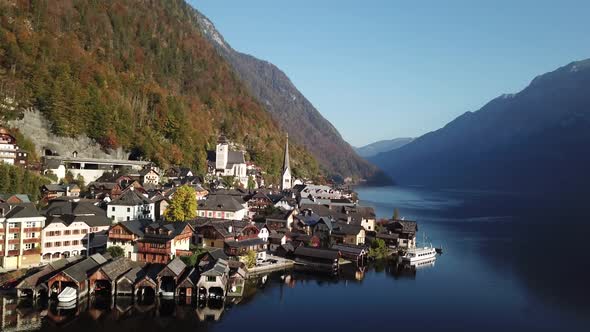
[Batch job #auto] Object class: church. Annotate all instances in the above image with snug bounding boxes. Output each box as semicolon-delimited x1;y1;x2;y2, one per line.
207;136;249;187
281;134;292;190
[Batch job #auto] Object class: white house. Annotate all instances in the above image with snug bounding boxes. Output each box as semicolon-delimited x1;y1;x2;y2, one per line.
0;202;46;270
41;200;111;262
140;167;160;185
107;188;155;222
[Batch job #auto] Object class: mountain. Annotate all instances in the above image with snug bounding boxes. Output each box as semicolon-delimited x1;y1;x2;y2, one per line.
0;0;320;182
192;12;389;184
370;59;590;193
355;138;414;158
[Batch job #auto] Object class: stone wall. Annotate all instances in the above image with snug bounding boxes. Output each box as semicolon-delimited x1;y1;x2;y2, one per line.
8;109;128;159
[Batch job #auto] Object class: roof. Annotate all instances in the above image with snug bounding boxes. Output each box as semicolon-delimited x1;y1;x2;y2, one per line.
198;195;245;212
109;188;151;206
98;257;136;280
0;202;43;219
201;259;230;277
225;237;265;248
177;267;199;287
114;219;152;237
387;220;418;233
139;221;192;242
208;248;229;261
60;254;107;283
43;201;110;227
331;244;367;255
119;266;145;284
294;247;340;260
163;257;187;277
332;223;364;236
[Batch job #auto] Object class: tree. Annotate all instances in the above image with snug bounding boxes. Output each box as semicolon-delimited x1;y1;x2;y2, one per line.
221;176;235;189
106;245;124;258
368;238;389;260
242;249;257;269
247;175;256;191
164;185;197;221
75;174;86;192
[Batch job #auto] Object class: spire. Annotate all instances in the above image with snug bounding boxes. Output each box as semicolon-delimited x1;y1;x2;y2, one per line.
283;133;290;172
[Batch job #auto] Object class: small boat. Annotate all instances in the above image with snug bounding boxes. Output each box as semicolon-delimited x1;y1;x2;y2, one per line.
401;247;437;263
57;287;77;302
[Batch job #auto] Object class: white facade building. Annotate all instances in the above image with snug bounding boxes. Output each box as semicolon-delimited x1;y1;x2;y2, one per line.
107;188;155;222
208;136;248;187
0;203;46;270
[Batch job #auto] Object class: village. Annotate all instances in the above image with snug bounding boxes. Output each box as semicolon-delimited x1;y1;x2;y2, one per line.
1;128;421;326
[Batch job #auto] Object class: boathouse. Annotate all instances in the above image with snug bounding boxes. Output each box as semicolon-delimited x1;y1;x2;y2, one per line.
16;256;83;298
115;266;145;296
46;253;108;299
294;247;340;274
197;259;229;299
87;257;136;295
331;244;368;264
175;267;200;298
157;257;186;296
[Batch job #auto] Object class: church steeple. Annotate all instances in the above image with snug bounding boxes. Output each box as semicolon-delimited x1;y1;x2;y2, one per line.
281;133;292;190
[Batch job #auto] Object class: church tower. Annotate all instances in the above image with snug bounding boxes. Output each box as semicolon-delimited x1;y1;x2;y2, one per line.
216;135;229;170
281;134;292;190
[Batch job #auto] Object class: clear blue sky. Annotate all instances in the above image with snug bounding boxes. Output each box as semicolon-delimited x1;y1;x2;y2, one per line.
190;0;590;146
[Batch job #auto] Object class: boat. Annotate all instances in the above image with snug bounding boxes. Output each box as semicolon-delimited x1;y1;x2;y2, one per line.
401;246;437;263
57;287;77;302
435;247;443;254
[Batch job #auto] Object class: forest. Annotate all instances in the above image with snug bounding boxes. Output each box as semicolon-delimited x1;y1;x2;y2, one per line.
0;163;51;201
0;0;320;184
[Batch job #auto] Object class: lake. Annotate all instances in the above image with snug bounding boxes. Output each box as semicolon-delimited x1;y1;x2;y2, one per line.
2;186;588;331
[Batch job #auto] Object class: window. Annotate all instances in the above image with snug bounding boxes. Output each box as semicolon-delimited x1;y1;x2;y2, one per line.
72;240;79;246
112;207;115;212
8;244;17;251
64;230;71;235
127;207;131;212
27;233;36;238
207;212;213;217
25;243;35;250
63;241;70;246
8;223;18;228
126;216;130;221
11;233;18;239
73;229;80;235
54;242;61;247
216;212;221;218
81;229;87;234
45;243;52;248
207;276;216;282
25;222;36;228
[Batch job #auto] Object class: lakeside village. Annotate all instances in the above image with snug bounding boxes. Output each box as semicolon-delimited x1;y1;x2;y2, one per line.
0;127;430;319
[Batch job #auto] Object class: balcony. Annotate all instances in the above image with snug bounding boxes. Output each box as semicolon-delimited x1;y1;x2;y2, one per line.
9;228;21;233
23;248;41;255
7;250;20;256
109;233;136;241
23;238;41;244
24;227;42;233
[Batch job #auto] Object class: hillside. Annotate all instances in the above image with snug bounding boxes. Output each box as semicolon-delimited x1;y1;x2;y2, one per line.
355;138;413;158
0;0;319;183
370;59;590;193
193;12;389;184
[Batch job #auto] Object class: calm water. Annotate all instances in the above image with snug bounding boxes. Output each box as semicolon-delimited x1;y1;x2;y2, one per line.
2;186;589;331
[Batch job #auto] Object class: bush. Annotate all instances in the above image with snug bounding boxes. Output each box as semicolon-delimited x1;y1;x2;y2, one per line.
106;246;124;258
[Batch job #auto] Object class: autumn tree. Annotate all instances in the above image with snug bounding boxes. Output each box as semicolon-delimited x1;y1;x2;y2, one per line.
164;185;197;222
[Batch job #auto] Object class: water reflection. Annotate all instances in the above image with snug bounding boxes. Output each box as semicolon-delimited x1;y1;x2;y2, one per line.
1;260;434;331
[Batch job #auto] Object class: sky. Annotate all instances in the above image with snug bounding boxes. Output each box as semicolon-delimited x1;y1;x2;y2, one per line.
190;0;590;147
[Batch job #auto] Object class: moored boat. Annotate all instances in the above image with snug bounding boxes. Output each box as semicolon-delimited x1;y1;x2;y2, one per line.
401;247;437;263
57;287;77;302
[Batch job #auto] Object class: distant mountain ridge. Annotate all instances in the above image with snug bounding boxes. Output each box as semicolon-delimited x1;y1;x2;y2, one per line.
355;138;414;158
193;11;389;184
370;59;590;193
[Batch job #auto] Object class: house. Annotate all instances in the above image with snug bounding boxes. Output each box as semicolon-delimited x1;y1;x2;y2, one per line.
268;231;287;252
107;187;155;222
149;194;169;221
197;195;247;221
165;166;193;180
197;258;230;299
197;248;229;272
46;253;109;299
0;202;46;270
139;166;160;186
206;136;248;188
87;173;134;199
136;222;193;264
107;219;151;261
192;219;259;249
42;155;150;183
330;223;366;246
157;257;187;296
41;200;111;262
384;220;417;248
294;247;340;274
247;192;274;212
224;237;267;261
0;128;27;167
263;208;297;232
87;257;136;295
0;194;30;204
40;184;80;202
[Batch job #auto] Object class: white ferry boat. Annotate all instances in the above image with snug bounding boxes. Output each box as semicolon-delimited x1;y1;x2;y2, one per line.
401;247;437;263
